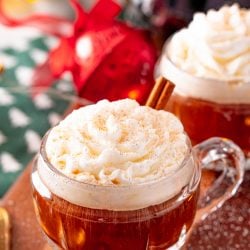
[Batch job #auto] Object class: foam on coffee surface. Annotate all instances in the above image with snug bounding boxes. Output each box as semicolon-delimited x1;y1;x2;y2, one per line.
157;4;250;103
38;99;194;210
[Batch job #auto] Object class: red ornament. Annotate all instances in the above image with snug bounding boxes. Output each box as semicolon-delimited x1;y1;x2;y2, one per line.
1;0;158;104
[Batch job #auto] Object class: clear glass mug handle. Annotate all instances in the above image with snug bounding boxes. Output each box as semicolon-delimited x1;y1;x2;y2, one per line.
192;137;245;225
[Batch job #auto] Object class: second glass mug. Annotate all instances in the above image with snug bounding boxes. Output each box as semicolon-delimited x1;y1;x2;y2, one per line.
157;38;250;157
31;129;245;250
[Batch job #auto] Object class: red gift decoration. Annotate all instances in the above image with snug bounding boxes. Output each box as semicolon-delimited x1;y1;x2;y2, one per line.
1;0;158;104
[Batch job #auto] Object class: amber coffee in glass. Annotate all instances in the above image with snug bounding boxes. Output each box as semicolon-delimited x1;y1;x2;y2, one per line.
157;4;250;156
31;99;244;250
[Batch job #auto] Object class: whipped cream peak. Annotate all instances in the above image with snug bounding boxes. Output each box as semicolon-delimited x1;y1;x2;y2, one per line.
167;4;250;81
45;99;188;186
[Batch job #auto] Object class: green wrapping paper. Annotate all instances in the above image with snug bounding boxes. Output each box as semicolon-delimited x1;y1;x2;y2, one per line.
0;24;74;196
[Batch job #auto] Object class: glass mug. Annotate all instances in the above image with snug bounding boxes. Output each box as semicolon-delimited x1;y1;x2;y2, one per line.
31;130;245;250
157;39;250;157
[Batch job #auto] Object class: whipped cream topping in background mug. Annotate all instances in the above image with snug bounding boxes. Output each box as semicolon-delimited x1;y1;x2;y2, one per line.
168;4;250;81
157;4;250;104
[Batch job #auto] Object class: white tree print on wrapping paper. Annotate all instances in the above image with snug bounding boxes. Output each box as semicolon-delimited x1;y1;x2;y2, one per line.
24;130;41;154
0;88;15;106
0;152;21;173
9;107;30;127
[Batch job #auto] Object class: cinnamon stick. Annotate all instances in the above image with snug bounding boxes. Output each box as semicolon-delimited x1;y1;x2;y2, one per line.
146;77;175;110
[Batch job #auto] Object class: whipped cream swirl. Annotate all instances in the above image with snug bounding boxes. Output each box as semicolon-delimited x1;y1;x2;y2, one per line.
168;4;250;81
46;99;188;186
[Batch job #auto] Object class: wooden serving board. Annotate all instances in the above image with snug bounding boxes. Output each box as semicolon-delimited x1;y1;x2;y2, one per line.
1;163;250;249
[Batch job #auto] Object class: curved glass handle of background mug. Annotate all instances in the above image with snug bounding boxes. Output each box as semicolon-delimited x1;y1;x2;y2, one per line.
192;137;245;225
